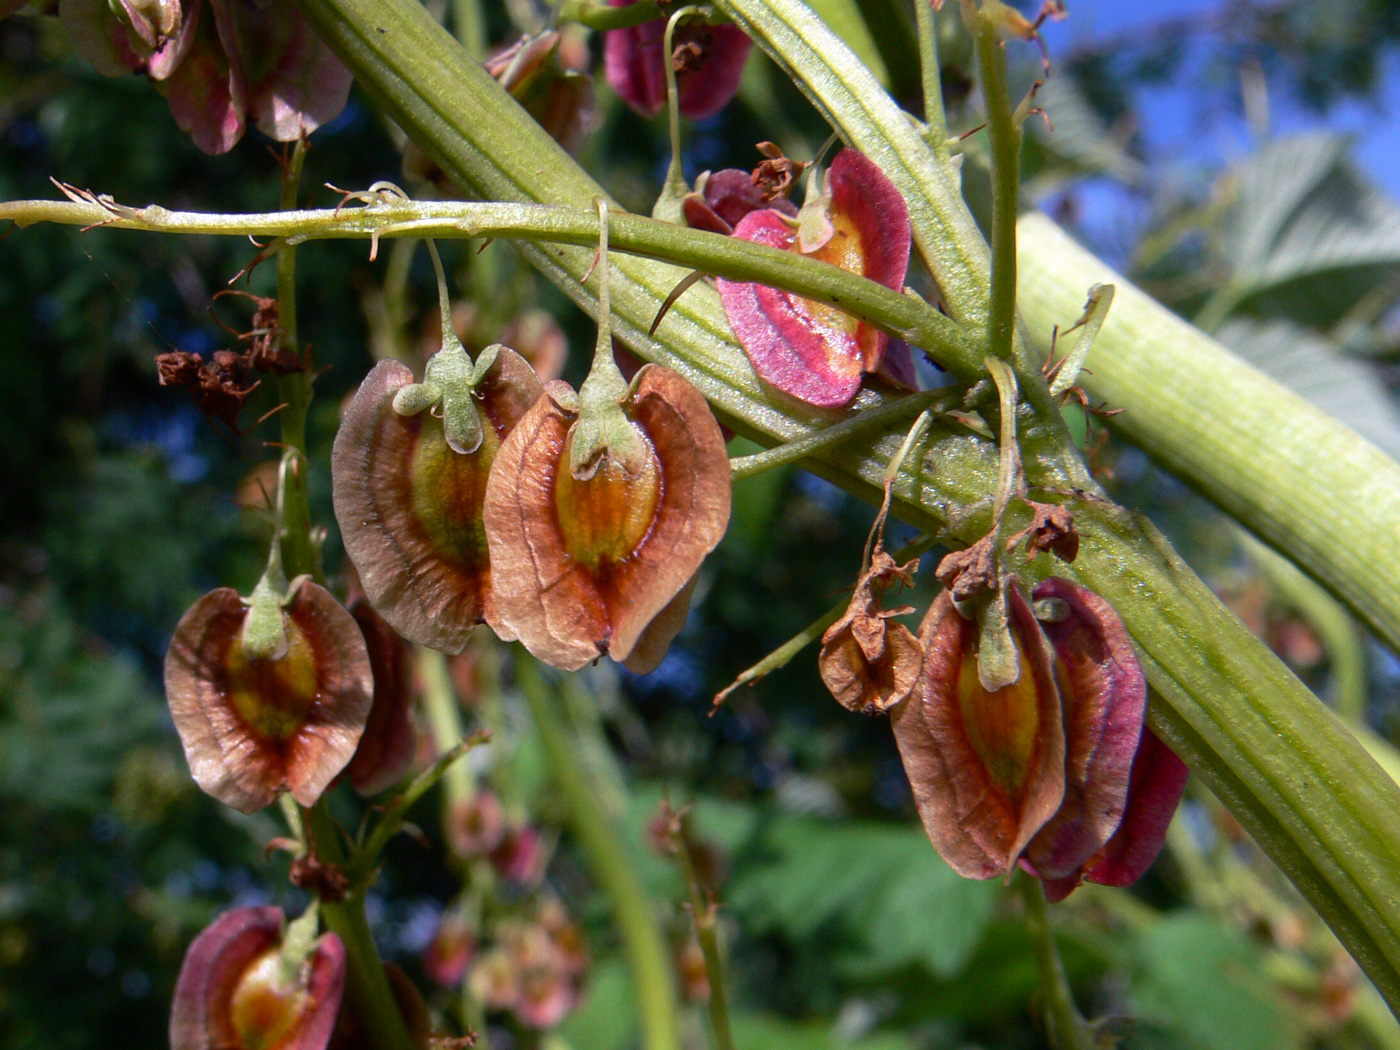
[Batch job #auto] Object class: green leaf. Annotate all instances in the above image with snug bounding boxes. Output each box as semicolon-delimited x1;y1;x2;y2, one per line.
1129;915;1303;1050
729;1015;913;1050
1219;134;1400;326
801;0;889;89
557;959;637;1050
726;817;998;979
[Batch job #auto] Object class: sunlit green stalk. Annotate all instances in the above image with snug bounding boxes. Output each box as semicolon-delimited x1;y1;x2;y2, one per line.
514;654;681;1050
274;139;319;582
676;812;736;1050
557;0;665;30
1017;874;1095;1050
914;0;951;161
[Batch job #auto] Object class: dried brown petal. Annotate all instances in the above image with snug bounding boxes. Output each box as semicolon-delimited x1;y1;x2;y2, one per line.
1005;502;1078;563
164;581;373;813
483;366;730;671
890;586;1066;879
170;907;344;1050
332;354;543;654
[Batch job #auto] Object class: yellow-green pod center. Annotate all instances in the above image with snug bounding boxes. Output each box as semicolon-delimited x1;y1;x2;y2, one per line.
410;412;498;568
227;620;320;743
554;425;662;570
957;649;1041;800
227;950;306;1050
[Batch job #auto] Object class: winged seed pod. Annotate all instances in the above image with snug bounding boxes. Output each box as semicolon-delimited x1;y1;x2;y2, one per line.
891;583;1067;879
170;907;344;1050
333;239;545;654
164;578;374;813
482;367;729;672
342;597;418;796
717;148;911;408
603;1;751;120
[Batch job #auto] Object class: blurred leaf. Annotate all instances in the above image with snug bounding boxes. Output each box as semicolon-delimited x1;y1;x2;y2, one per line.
727;816;999;979
558;959;637;1050
1128;914;1303;1050
1025;74;1145;191
1215;134;1400;327
802;0;888;89
730;1014;913;1050
1215;316;1400;461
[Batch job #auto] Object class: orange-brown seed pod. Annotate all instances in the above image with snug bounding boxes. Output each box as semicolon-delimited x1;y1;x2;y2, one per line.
332;350;543;654
170;907;344;1050
482;365;730;673
164;580;373;814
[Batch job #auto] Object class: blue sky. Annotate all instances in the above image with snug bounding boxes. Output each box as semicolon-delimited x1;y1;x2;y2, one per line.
1049;0;1400;197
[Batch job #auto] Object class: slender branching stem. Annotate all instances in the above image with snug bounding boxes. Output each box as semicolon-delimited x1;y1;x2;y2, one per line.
675;811;736;1050
557;0;664;31
729;389;950;480
2;196;974;377
1016;873;1095;1050
514;654;682;1050
971;16;1021;365
302;802;417;1050
275;139;319;582
915;0;952;161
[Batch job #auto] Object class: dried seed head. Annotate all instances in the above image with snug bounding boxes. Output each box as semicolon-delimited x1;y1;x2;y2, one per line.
164;581;373;813
483;366;730;673
170;907;344;1050
819;550;923;715
332;352;543;654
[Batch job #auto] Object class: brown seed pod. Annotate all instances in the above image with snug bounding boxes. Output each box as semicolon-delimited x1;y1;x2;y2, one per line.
170;907;344;1050
332;352;543;654
482;365;730;672
890;585;1067;879
164;580;373;813
818;550;922;715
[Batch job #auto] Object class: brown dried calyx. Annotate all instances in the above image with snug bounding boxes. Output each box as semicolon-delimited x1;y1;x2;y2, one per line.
819;549;923;715
331;241;544;654
157;348;260;433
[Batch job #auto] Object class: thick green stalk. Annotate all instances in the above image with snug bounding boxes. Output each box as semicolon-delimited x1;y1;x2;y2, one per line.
1015;212;1400;658
280;0;1400;1011
514;655;682;1050
914;0;951;161
302;803;416;1050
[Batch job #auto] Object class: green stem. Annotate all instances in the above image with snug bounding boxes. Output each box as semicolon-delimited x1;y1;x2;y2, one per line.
556;0;665;31
451;0;486;58
655;6;701;219
1016;873;1095;1050
914;0;951;161
274;139;318;582
729;389;949;481
676;812;735;1050
302;802;416;1050
419;646;475;819
3;197;971;378
514;653;682;1050
971;15;1020;366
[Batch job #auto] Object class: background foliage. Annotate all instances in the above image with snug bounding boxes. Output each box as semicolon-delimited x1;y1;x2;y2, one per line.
4;1;1400;1047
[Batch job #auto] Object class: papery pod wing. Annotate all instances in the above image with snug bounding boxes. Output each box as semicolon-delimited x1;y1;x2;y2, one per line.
1023;577;1147;880
164;581;373;812
344;598;417;796
483;366;730;671
332;354;543;654
157;1;246;154
891;587;1066;879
